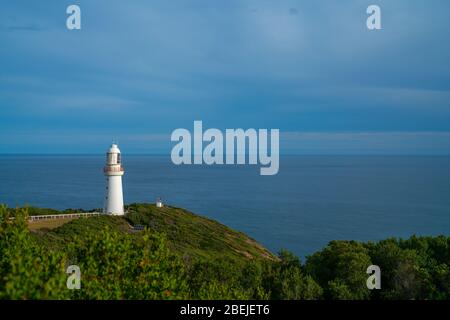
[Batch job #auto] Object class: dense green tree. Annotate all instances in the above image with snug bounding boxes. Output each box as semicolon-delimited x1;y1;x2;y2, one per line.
369;237;450;300
264;250;322;300
188;259;256;299
67;229;189;299
239;260;270;299
305;241;372;300
0;206;69;299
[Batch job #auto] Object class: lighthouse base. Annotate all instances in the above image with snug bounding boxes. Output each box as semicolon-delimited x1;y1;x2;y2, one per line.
104;175;124;215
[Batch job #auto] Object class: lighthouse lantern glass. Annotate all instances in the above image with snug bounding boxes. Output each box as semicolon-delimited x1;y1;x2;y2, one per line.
107;152;114;164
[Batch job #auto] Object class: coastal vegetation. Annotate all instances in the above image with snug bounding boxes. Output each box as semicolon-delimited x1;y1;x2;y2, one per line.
0;204;449;300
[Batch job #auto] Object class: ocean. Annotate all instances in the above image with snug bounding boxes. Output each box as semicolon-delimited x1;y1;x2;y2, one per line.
1;155;449;259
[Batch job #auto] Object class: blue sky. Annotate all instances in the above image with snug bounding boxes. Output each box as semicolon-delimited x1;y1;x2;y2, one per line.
1;0;450;154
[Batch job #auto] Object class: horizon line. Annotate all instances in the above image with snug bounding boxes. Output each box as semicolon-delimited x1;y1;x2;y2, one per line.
1;153;450;157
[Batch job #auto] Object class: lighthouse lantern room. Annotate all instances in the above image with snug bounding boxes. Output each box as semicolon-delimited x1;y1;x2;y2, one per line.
103;143;125;215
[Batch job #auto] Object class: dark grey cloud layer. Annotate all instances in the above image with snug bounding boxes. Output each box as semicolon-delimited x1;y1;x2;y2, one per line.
1;1;449;153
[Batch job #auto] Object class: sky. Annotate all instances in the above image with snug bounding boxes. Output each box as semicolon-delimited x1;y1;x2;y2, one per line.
1;0;450;154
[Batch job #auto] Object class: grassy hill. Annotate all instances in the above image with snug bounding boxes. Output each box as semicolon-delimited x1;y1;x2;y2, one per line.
30;203;276;264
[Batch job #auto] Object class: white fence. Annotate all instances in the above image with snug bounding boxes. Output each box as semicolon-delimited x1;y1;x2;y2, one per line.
28;212;103;222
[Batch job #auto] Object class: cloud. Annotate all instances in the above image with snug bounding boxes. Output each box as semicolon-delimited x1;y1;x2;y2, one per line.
0;24;43;32
281;131;450;155
0;131;170;154
282;85;450;112
2;130;450;155
1;1;450;153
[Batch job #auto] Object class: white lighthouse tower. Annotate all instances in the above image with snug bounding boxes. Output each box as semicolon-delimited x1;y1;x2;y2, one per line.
103;143;125;215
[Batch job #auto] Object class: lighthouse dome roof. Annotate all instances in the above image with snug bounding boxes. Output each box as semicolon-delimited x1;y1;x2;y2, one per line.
108;143;121;154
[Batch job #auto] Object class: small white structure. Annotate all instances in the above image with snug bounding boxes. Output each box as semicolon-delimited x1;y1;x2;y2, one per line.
156;197;164;208
103;143;125;215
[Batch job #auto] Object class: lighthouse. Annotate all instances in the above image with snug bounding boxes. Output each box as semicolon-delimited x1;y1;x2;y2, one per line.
103;143;125;215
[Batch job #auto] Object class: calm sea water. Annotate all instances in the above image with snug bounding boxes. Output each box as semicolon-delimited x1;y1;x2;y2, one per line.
1;155;449;258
